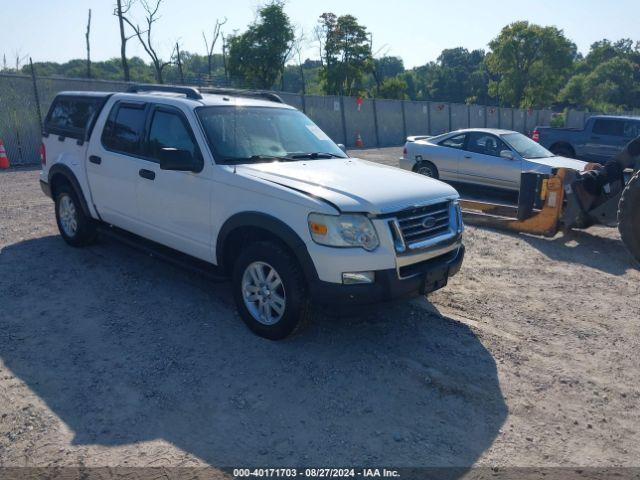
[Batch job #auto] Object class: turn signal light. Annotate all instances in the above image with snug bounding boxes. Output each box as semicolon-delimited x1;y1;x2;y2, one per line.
309;222;328;235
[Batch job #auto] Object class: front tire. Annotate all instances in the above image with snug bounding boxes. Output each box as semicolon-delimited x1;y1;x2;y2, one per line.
54;184;97;247
618;170;640;264
232;241;311;340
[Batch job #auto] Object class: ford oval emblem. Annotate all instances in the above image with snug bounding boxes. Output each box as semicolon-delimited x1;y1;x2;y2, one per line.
422;216;437;229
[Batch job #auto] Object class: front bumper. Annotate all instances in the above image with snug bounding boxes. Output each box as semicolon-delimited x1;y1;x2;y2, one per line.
309;245;464;305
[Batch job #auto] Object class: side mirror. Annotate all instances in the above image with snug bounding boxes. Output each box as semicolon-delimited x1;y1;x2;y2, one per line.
159;148;202;172
337;143;347;154
500;149;515;160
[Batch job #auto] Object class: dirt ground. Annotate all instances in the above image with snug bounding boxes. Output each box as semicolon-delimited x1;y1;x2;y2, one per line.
1;148;639;474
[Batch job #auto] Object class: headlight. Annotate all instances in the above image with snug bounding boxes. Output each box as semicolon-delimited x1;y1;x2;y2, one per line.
308;213;379;251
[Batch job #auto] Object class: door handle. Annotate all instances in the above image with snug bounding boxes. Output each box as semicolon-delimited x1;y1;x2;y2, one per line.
89;155;102;165
139;169;155;180
464;155;472;159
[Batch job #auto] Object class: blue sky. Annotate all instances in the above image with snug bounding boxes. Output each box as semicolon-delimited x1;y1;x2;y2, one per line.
1;0;638;69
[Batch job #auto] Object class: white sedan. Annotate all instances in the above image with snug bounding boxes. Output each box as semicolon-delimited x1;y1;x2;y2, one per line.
399;128;588;191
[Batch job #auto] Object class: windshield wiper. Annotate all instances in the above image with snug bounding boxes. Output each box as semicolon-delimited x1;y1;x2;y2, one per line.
289;152;345;159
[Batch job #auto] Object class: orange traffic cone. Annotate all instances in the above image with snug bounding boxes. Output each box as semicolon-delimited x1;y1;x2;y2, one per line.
0;140;10;169
355;132;364;148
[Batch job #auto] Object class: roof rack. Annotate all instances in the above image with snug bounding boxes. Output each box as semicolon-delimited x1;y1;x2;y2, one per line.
199;87;284;104
126;84;203;100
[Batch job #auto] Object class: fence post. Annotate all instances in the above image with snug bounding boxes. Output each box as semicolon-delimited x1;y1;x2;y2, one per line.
427;102;432;135
467;105;471;129
301;94;306;114
447;103;452;132
372;98;380;147
401;100;407;141
339;96;348;146
29;58;43;130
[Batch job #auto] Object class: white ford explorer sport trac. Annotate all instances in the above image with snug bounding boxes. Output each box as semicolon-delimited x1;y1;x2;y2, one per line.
39;85;465;339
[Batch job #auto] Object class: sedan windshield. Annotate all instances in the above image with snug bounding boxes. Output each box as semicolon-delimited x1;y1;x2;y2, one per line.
196;106;347;163
502;132;554;159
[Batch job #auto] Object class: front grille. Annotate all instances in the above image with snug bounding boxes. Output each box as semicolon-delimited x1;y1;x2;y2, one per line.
395;201;451;247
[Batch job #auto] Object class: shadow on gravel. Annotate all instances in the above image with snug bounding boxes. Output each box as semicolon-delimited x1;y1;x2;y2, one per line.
517;229;634;275
0;235;507;471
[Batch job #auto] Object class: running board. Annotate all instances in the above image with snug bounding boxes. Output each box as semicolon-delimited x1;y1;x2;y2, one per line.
96;225;228;282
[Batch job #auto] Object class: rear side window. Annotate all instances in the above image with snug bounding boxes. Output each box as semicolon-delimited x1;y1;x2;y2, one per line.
592;119;624;136
102;103;147;155
466;132;508;157
45;96;102;139
439;133;466;149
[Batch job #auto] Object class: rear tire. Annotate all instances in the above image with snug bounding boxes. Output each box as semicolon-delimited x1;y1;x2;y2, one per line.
54;184;97;247
232;241;311;340
413;161;439;179
618;170;640;264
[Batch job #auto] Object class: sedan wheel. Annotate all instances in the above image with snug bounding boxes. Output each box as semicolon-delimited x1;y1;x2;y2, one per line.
415;162;438;178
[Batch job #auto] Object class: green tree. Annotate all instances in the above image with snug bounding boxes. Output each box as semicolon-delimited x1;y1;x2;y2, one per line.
317;13;372;96
559;39;640;111
227;1;294;89
486;21;577;107
378;76;408;99
427;48;489;104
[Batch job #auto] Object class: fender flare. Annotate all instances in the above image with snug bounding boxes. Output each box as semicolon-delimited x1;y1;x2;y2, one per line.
216;211;318;282
47;164;92;217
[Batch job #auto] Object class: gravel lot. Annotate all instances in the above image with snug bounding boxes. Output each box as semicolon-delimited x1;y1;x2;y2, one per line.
1;148;639;474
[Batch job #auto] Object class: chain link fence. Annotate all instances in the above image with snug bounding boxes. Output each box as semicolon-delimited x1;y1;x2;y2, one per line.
0;72;626;166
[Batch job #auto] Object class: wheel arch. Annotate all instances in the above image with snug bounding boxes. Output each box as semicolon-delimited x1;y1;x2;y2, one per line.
48;164;92;217
216;212;318;282
550;141;576;157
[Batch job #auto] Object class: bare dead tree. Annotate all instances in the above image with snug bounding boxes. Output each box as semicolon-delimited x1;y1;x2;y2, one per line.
121;0;171;83
292;28;307;94
202;17;227;80
174;42;184;84
2;54;7;71
221;33;229;82
114;0;133;82
13;50;27;72
313;25;325;68
85;9;92;78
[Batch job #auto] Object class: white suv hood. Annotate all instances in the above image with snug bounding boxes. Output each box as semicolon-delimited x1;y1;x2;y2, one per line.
236;158;458;214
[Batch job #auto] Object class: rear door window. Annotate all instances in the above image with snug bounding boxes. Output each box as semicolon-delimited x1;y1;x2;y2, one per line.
102;103;147;156
592;119;624;137
45;96;102;139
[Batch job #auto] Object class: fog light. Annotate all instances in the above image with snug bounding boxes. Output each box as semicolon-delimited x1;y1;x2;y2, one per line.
342;271;375;284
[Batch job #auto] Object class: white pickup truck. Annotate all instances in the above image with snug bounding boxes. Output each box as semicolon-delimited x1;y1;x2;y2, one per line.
39;85;464;339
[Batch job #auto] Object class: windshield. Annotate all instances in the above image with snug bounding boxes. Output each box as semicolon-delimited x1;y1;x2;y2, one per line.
196;106;347;163
502;132;554;159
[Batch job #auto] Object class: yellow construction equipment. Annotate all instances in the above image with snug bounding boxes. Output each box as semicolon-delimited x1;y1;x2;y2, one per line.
459;137;640;263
